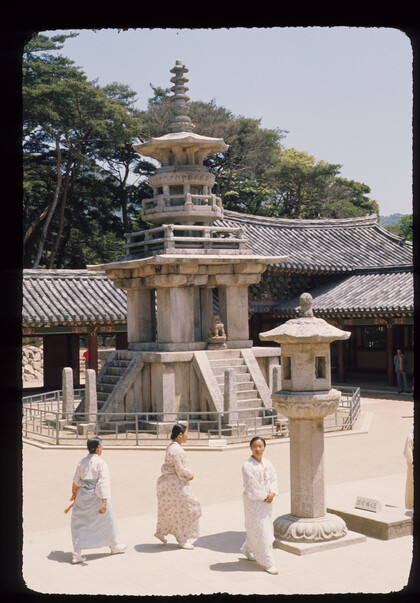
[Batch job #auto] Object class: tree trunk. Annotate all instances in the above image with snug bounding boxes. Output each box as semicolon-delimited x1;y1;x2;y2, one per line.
48;157;76;268
23;203;51;247
55;221;72;269
120;164;130;233
32;129;68;268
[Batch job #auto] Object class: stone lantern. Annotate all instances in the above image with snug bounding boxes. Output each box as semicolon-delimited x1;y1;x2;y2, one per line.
260;293;362;553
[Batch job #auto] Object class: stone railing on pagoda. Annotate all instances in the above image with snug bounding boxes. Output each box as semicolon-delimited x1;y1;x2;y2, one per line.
124;223;247;258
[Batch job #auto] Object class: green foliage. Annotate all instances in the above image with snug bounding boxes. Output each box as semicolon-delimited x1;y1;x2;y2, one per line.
385;214;413;241
264;149;377;219
23;33;153;268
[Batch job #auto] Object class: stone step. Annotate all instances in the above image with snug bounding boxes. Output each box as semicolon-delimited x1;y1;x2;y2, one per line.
115;352;137;360
97;383;114;393
236;398;263;410
212;365;249;376
236;389;261;401
205;350;241;360
216;373;252;384
209;358;245;368
112;359;132;368
218;380;255;391
101;375;120;385
107;367;127;376
63;424;77;433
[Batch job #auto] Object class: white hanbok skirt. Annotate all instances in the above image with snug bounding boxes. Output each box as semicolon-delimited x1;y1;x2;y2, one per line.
241;495;275;569
71;479;118;552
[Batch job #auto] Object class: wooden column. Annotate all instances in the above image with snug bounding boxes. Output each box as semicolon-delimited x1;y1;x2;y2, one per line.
386;325;394;386
87;333;98;374
337;340;346;383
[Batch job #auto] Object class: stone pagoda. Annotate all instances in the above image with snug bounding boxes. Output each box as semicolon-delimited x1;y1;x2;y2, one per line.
86;60;287;430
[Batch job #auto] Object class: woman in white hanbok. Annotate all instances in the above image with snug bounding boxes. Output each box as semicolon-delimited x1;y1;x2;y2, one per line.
240;436;278;574
155;424;202;549
68;437;127;563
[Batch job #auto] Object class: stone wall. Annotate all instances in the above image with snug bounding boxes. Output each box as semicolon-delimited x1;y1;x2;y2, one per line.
22;341;115;384
22;345;43;382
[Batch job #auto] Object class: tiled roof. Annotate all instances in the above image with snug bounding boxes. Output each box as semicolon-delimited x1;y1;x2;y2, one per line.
217;211;413;272
22;212;413;324
23;269;127;324
272;269;414;316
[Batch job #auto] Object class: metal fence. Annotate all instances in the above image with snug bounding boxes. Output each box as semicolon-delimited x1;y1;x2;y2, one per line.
324;386;361;432
22;386;361;447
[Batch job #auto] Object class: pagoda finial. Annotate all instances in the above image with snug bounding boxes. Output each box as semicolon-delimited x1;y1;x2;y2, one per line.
168;59;195;133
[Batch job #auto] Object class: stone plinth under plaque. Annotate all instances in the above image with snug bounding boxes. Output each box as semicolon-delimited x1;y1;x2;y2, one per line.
327;502;413;540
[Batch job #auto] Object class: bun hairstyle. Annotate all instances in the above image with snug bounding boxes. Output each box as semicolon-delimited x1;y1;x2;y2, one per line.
170;423;187;440
249;436;266;448
87;437;102;454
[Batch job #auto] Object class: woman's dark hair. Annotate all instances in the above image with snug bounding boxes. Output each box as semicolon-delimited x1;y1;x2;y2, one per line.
170;423;187;440
249;436;266;448
87;437;102;454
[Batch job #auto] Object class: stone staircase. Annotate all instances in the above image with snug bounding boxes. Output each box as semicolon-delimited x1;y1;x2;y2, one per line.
96;352;135;413
206;349;272;430
74;351;143;425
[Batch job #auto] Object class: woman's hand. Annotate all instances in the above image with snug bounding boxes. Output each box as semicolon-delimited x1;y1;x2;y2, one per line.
71;482;79;501
98;499;107;514
263;492;275;504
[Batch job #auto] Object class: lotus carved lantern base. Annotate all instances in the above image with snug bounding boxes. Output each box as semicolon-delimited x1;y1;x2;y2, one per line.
274;512;348;543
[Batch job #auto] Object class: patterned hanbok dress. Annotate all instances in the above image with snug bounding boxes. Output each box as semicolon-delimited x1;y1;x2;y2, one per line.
156;441;202;544
71;453;118;554
240;455;278;569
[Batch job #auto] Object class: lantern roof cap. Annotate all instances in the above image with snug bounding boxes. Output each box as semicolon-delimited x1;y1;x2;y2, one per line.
259;293;351;343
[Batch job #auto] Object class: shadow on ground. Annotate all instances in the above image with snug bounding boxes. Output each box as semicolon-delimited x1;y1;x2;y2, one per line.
194;530;246;553
133;531;246;554
48;550;110;564
210;558;262;573
134;542;181;554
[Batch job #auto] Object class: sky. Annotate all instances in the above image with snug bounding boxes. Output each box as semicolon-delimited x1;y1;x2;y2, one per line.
42;26;413;217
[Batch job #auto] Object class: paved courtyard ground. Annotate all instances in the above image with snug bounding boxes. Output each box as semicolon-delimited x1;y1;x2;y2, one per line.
21;397;416;596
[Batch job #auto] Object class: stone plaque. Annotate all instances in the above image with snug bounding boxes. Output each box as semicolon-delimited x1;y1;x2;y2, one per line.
354;496;383;513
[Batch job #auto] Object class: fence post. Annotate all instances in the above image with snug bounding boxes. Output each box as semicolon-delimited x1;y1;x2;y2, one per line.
272;365;282;393
223;368;238;425
135;413;138;446
62;367;74;423
85;369;98;424
56;411;60;445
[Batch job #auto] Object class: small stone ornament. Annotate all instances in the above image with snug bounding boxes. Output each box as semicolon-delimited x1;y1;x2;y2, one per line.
207;314;227;349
